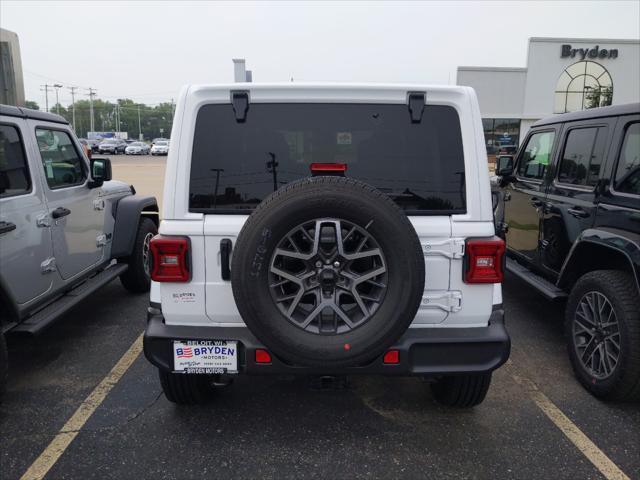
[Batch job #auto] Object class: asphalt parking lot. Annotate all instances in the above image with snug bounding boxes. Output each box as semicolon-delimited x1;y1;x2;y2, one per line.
1;156;638;480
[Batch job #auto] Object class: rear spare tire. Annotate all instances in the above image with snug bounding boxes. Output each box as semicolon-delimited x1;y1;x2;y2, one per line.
232;176;425;368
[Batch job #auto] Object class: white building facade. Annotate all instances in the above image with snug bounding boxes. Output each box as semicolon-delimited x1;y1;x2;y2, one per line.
457;37;640;154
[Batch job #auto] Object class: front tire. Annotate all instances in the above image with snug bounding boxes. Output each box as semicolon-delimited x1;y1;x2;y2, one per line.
430;373;492;407
120;217;158;293
566;270;640;401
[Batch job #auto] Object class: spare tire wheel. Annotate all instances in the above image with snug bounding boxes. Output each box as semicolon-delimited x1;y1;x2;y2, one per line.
232;176;425;368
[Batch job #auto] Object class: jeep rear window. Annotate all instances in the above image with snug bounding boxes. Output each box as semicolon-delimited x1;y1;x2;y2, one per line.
189;103;466;214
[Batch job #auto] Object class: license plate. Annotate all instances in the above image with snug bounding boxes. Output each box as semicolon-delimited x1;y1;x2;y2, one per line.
173;340;238;374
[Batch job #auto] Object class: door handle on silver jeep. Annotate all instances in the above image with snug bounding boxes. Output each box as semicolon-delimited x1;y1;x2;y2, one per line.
0;221;17;235
51;207;71;219
567;207;589;218
530;197;543;208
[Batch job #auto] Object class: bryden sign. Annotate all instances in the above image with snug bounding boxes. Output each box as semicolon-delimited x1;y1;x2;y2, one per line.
561;44;619;60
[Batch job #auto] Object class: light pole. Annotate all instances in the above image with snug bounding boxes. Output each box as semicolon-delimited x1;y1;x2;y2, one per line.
137;104;142;140
210;168;224;209
40;84;52;112
68;86;78;133
53;84;63;114
86;88;97;133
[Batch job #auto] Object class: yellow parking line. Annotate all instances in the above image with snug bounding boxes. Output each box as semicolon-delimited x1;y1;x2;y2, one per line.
20;333;144;480
508;362;630;480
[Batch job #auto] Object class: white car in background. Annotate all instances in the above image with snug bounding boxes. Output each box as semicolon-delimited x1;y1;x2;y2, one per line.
125;142;151;155
150;140;169;156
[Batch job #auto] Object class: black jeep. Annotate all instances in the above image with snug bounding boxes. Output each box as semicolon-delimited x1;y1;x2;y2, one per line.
494;103;639;401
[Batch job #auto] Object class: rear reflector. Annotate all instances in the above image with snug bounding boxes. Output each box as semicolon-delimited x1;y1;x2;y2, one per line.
464;238;505;284
383;350;400;364
150;236;190;282
255;349;272;364
310;163;347;175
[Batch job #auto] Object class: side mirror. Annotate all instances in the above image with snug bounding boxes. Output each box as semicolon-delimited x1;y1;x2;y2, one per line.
89;157;112;188
496;155;514;177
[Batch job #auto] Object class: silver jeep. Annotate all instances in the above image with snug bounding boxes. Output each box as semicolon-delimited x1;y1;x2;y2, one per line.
0;105;159;399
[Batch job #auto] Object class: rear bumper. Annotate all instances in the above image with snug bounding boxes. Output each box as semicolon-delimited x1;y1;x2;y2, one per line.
144;309;510;376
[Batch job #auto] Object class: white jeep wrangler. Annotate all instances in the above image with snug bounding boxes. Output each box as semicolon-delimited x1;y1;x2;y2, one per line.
144;84;510;407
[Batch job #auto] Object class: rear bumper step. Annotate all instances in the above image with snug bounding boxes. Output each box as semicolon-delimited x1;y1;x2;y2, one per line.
144;309;510;376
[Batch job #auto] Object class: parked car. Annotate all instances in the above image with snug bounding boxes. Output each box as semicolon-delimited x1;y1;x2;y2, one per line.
98;138;127;155
125;141;150;155
87;138;101;153
151;137;169;146
497;144;518;156
77;138;92;159
143;84;510;407
493;102;640;401
150;140;169;155
0;105;159;400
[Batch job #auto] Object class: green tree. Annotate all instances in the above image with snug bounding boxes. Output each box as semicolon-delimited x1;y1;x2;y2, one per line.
25;100;40;110
48;97;175;140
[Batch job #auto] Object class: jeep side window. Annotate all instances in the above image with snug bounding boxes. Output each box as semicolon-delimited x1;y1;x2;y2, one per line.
613;122;640;196
557;127;606;187
36;128;87;189
517;131;555;180
0;124;31;197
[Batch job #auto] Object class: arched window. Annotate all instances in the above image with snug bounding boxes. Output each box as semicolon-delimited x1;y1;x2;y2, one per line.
554;61;613;113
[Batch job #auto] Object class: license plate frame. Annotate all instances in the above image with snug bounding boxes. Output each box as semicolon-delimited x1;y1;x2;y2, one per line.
172;340;238;374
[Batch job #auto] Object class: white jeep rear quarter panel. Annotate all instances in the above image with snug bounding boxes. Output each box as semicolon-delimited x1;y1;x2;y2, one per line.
159;84;499;329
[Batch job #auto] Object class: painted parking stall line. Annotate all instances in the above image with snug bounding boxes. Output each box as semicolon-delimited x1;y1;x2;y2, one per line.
506;361;631;480
19;333;144;480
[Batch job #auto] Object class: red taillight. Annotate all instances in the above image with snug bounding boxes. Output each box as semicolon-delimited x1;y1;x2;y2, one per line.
310;163;347;175
383;350;400;364
464;238;505;284
255;349;272;364
150;236;190;282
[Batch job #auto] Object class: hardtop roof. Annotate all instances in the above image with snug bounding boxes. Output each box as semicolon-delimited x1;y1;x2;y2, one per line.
0;104;69;125
532;103;639;127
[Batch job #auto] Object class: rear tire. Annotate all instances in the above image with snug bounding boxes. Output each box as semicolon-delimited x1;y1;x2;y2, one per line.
120;217;157;293
430;373;492;407
0;333;7;402
566;270;640;401
159;370;215;404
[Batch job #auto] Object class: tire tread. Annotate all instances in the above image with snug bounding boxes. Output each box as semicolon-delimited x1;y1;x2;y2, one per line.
566;270;640;401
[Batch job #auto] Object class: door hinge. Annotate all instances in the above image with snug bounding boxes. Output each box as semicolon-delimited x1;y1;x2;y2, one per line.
41;257;57;274
93;199;105;211
36;213;51;228
422;238;465;259
420;291;462;312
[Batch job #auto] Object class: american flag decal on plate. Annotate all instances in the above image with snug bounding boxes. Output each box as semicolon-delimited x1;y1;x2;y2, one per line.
176;347;193;358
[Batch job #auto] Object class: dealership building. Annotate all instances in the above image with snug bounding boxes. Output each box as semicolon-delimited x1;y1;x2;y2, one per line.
457;37;640;153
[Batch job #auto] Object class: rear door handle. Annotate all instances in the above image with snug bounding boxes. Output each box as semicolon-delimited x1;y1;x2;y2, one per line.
51;207;71;219
0;221;17;235
530;197;543;208
220;238;232;281
568;207;589;218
